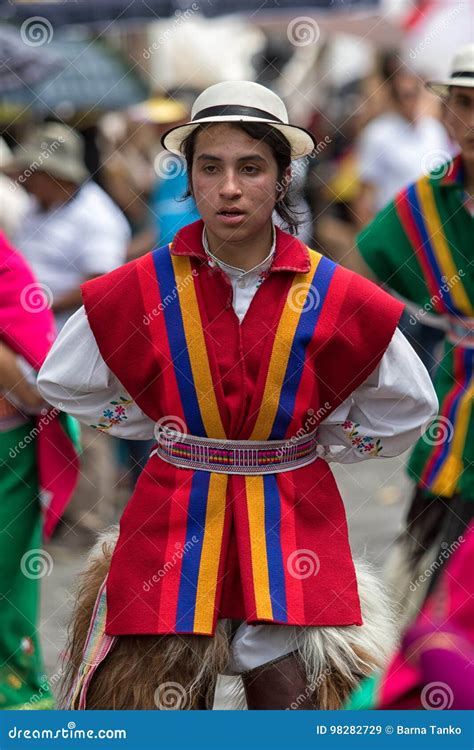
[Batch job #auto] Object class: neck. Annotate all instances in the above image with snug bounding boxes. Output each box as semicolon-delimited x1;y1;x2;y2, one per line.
205;222;273;271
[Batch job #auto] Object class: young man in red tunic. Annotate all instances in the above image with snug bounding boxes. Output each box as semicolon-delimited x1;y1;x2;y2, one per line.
38;81;437;709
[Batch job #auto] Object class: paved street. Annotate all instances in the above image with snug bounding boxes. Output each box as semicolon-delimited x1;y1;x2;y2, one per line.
40;451;414;704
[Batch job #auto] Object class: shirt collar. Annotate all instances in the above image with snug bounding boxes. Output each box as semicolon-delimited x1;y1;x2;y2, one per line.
170;219;311;274
202;225;275;278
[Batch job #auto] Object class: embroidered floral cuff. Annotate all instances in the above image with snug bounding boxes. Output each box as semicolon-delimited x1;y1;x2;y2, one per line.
90;395;134;432
342;420;383;457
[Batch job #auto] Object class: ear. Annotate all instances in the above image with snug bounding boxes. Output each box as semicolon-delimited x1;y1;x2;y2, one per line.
276;165;292;202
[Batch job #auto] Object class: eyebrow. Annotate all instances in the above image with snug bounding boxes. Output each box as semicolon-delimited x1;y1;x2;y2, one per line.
196;154;268;163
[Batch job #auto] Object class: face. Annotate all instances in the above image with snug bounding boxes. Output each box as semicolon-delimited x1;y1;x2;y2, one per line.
445;87;474;161
393;73;422;121
190;124;287;249
19;171;77;209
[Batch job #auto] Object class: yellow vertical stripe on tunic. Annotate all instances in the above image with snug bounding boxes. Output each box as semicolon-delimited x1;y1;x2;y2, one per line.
431;380;474;497
250;250;321;440
193;473;228;634
245;475;273;619
416;178;474;316
172;255;226;439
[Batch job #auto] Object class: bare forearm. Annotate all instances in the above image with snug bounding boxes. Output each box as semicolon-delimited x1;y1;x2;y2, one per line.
0;343;43;409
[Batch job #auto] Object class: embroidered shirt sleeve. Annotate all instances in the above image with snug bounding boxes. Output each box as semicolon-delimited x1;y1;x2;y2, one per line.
341;420;383;457
37;306;156;440
316;329;438;464
90;395;134;432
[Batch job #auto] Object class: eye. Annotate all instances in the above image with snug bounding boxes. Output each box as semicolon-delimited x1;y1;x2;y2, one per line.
242;165;260;174
203;165;218;174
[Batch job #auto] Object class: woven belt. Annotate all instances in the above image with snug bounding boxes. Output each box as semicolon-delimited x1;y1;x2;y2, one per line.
150;426;319;475
446;315;474;350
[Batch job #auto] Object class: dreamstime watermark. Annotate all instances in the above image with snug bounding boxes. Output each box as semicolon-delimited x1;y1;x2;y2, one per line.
154;681;189;709
154;152;187;180
408;270;465;324
409;3;463;59
277;137;332;197
23;667;64;710
20;549;53;580
421;415;454;446
9;136;65;192
276;404;330;459
287;549;320;579
154;415;188;448
421;149;454;179
287;282;320;313
287;667;332;709
20;16;53;47
143;536;199;592
20;281;54;313
143;269;198;325
143;4;199;59
409;535;464;592
9;405;63;459
421;681;454;710
287;17;320;47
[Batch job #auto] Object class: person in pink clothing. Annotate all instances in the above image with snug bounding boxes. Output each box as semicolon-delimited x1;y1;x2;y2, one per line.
0;232;79;708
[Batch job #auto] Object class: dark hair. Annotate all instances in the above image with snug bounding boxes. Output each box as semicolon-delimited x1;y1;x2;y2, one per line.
180;121;300;234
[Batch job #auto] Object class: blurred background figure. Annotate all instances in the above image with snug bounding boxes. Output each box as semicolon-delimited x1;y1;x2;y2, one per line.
0;232;78;709
3;123;129;544
356;52;452;220
125;95;200;260
4;122;129;332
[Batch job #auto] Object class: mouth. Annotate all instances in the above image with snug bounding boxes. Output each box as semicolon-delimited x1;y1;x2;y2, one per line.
216;208;246;225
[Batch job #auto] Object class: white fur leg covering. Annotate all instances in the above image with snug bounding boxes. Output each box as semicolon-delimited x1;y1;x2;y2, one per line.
294;559;397;698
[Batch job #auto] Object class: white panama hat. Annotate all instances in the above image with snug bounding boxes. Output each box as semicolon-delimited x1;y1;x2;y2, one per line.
161;80;316;160
426;43;474;97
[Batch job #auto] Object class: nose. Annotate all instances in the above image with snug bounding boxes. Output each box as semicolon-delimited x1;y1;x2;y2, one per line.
219;169;242;200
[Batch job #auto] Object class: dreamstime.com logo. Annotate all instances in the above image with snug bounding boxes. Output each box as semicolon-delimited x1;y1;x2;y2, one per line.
20;16;53;47
287;282;320;314
421;416;454;446
10;136;65;192
154;681;189;710
143;536;199;592
9;405;63;459
142;3;199;58
20;282;53;313
143;270;198;325
287;549;320;579
20;549;53;579
154;151;187;180
421;681;454;710
421;149;454;179
8;722;127;740
409;535;464;592
287;17;321;47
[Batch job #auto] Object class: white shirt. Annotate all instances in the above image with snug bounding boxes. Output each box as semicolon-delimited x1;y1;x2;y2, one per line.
14;181;130;330
357;112;452;211
202;226;275;322
38;232;438;463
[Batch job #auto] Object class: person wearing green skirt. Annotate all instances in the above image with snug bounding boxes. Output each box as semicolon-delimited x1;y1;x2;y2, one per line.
0;422;54;709
0;233;79;709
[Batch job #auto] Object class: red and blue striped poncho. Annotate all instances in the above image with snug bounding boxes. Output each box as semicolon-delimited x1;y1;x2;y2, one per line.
82;220;403;636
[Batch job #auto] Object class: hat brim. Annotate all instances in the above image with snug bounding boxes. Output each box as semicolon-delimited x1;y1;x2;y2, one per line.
426;77;474;97
2;152;88;184
161;117;317;160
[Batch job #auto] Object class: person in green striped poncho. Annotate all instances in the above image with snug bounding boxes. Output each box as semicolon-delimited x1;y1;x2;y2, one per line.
355;44;474;625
